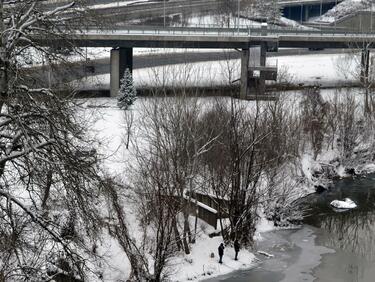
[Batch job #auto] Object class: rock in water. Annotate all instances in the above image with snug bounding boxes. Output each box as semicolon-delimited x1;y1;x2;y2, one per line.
330;198;357;209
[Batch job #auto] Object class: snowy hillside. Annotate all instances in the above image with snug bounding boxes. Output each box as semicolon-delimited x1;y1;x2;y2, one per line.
315;0;372;23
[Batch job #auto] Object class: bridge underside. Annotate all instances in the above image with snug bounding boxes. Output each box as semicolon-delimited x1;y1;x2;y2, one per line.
47;35;375;50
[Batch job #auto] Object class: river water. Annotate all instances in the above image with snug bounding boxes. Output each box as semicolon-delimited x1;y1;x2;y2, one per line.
206;174;375;282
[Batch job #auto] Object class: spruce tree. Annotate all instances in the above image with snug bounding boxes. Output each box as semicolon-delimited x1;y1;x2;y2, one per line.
118;68;137;110
268;0;282;24
254;0;282;24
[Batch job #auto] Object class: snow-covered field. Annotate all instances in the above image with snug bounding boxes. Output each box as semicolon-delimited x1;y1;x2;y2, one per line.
73;52;361;91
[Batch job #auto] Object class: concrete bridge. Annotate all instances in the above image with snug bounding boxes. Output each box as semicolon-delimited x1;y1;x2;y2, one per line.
34;25;375;97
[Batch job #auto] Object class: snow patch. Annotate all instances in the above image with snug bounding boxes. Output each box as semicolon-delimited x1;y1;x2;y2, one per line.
330;198;357;209
172;235;255;282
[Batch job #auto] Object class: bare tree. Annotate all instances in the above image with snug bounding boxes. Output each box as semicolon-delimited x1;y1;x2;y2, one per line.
116;96;220;280
335;42;375;114
198;98;280;246
0;1;112;280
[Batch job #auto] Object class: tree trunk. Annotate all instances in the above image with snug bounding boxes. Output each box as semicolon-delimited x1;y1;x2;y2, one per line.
173;217;183;251
42;169;53;209
192;209;198;244
183;212;190;254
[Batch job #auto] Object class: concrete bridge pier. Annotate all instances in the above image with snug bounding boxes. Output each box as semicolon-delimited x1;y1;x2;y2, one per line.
304;5;310;21
240;48;250;99
259;42;267;95
360;48;370;85
110;47;133;97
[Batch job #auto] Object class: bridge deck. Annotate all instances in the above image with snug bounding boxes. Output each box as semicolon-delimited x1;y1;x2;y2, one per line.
37;26;375;49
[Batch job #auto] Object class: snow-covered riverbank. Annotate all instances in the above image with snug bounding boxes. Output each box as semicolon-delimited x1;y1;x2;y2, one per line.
84;86;375;281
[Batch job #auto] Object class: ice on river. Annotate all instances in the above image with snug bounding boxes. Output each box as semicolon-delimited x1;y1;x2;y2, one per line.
330;198;357;210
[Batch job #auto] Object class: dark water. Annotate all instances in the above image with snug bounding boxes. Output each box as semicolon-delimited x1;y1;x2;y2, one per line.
206;174;375;282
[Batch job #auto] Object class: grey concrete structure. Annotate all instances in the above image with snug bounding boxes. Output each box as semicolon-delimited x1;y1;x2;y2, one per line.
280;0;343;22
335;10;375;32
361;48;370;85
41;27;375;49
279;0;342;8
110;47;133;97
110;49;120;97
35;26;375;97
240;49;250;99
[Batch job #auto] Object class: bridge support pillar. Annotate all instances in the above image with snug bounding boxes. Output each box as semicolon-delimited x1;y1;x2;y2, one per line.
240;48;250;99
258;42;267;95
110;47;133;97
361;48;370;85
304;5;309;22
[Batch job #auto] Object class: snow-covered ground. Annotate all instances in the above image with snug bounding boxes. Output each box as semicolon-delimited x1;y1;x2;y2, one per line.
180;14;261;28
313;0;372;23
82;97;279;281
87;0;154;10
82;81;375;280
73;52;360;91
171;222;256;281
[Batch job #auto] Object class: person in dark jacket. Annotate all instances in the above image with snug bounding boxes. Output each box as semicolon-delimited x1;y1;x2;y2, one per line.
234;239;240;260
218;243;225;263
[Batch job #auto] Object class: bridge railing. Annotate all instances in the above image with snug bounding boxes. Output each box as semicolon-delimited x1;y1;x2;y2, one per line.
85;25;375;38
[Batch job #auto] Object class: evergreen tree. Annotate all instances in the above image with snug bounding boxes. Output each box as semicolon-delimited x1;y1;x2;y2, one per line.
254;0;268;20
254;0;282;23
118;68;137;110
268;0;282;24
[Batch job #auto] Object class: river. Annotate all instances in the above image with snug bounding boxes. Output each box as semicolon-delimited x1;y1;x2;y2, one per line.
206;174;375;282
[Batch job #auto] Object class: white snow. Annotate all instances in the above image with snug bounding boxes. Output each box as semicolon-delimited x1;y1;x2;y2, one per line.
336;165;349;178
330;198;357;209
87;0;153;10
257;251;274;258
80;89;375;280
314;0;372;23
358;163;375;174
80;97;259;281
184;195;218;214
256;216;276;234
172;232;255;282
180;14;260;28
76;48;375;279
72;52;360;91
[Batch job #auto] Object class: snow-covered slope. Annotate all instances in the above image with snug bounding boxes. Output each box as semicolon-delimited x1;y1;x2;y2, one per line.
314;0;372;23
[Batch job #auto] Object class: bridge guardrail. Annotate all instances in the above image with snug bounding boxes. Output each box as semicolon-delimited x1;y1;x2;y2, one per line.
86;25;375;38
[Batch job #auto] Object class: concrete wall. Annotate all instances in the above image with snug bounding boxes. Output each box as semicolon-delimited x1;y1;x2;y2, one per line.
336;10;375;32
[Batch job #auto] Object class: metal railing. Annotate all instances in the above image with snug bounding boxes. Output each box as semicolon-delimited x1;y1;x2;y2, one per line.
84;25;375;39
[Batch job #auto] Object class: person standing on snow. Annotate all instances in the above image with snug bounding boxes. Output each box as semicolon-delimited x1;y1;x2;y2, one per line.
234;239;240;260
218;243;225;263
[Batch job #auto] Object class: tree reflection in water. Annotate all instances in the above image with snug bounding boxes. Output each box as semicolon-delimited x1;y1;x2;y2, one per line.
304;176;375;260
